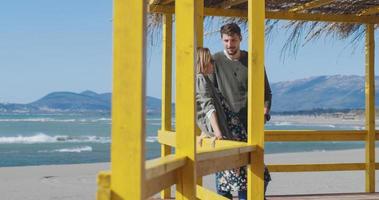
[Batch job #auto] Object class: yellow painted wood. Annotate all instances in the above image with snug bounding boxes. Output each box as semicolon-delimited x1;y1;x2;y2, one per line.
289;0;336;12
268;163;366;172
146;155;187;180
218;0;247;9
146;167;178;198
247;0;265;199
197;143;255;161
195;0;203;138
197;150;252;177
365;23;376;193
175;0;201;199
196;185;230;200
359;6;379;16
266;130;367;141
148;5;379;24
158;130;176;147
159;130;379;145
161;14;173;133
96;171;111;200
160;13;173;199
111;0;146;199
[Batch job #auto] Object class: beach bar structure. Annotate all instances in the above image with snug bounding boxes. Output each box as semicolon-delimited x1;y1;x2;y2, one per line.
97;0;379;199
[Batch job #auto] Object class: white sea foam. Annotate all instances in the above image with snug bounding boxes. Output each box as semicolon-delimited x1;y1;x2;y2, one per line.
0;133;110;144
273;122;293;126
146;136;158;143
0;117;111;123
0;118;75;122
38;146;93;153
53;146;93;153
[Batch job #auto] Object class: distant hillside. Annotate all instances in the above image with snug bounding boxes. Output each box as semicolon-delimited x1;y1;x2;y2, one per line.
271;75;379;112
0;91;162;114
29;91;111;111
1;75;377;114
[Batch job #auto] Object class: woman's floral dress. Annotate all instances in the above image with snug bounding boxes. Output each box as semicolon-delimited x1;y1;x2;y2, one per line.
215;94;271;193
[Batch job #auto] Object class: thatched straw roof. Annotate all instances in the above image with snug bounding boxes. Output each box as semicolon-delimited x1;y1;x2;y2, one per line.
147;0;378;54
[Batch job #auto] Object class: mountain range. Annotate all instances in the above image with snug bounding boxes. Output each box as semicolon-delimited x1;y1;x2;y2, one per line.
0;75;376;113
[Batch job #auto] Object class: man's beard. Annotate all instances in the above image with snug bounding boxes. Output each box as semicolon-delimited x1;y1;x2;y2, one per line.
227;48;237;55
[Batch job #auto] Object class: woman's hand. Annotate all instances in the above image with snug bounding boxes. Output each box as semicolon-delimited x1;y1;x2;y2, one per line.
211;130;223;148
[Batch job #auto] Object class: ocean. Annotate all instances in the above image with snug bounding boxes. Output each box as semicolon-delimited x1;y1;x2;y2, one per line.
0;113;368;167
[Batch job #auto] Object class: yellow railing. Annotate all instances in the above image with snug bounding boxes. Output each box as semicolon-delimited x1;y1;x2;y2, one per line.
97;0;377;199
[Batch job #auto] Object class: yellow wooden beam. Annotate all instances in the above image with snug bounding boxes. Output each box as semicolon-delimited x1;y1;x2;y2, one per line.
365;23;376;193
96;171;111;200
248;0;265;199
145;168;178;198
175;0;200;198
218;0;247;9
268;163;366;172
197;151;251;177
289;0;336;12
161;13;173;133
158;130;379;145
160;13;173;199
111;0;146;199
359;6;379;16
197;143;255;161
146;155;187;180
266;130;367;141
158;130;176;146
149;0;174;5
148;5;379;24
196;185;230;200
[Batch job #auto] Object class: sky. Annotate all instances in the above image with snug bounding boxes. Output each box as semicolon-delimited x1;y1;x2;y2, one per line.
0;1;378;103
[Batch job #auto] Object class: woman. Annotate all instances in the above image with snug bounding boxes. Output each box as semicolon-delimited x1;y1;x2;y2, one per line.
196;47;271;200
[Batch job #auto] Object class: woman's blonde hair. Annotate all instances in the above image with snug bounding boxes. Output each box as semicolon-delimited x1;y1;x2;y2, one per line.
196;47;213;74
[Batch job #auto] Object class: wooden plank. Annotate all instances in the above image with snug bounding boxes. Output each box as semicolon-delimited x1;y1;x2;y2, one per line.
158;130;176;147
145;169;178;199
111;0;146;199
266;130;366;141
268;163;365;172
148;5;379;24
161;13;173;135
197;143;255;161
289;0;336;12
149;0;174;5
175;0;200;198
96;171;111;200
196;185;230;200
248;0;266;199
365;23;376;193
158;130;378;145
359;6;379;16
145;155;187;180
197;151;250;177
217;0;247;9
160;13;173;199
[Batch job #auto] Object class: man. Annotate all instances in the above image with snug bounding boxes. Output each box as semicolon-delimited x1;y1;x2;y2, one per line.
211;22;272;200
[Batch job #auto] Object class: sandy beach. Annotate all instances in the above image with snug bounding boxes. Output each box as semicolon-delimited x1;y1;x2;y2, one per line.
270;114;366;127
2;148;378;200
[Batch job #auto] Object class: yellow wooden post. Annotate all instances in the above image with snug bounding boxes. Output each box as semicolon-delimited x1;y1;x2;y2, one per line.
365;23;375;193
175;0;201;199
160;13;173;199
247;0;265;199
111;0;146;199
196;0;204;189
97;171;111;200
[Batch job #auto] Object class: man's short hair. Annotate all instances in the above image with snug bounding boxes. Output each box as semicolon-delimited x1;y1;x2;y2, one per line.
220;23;241;38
